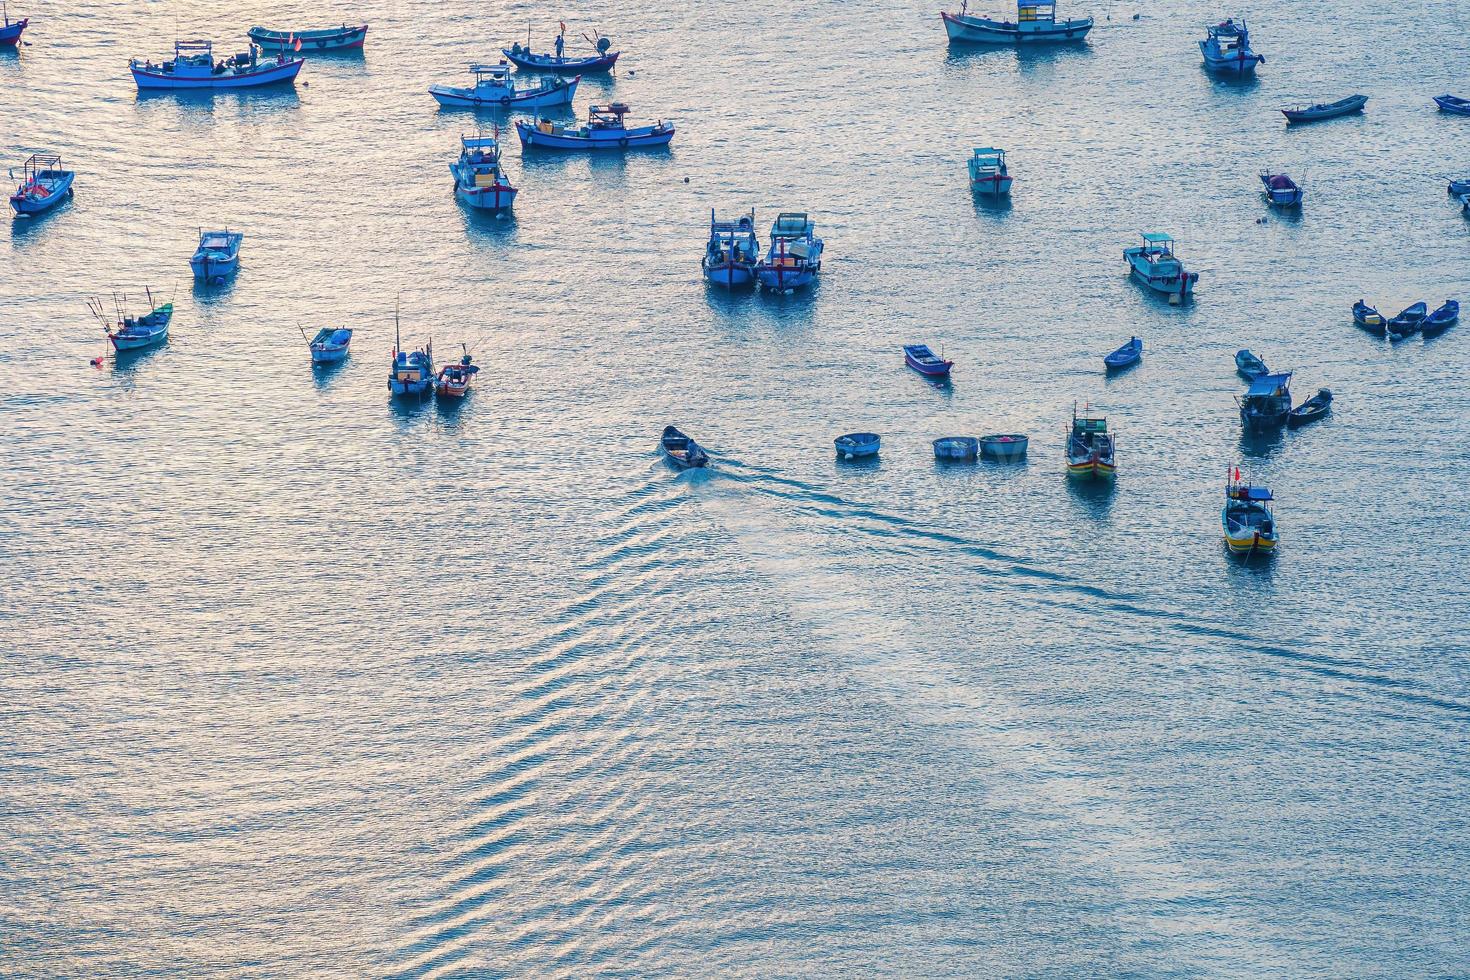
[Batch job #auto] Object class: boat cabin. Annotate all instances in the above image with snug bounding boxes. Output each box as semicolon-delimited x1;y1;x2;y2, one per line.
1244;372;1291;400
970;147;1007;175
771;212;814;240
588;103;631;128
1137;232;1176;259
460;134;502;164
466;63;513;91
1071;414;1108;441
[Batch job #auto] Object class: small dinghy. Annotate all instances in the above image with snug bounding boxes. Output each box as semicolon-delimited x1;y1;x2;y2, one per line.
1386;301;1427;340
1287;388;1332;427
502;32;619;74
191;229;243;282
8;153;74;216
1066;406;1115;478
1200;18;1264;76
1260;171;1304;207
1281;94;1367;124
1235;348;1268;380
756;213;823;293
904;344;953;377
834;432;880;459
131;39;303;90
1237;373;1291;431
0;4;29;45
1103;336;1142;370
703;209;760;288
967;147;1012;196
1223;468;1277;557
516;103;673;150
90;289;173;352
430;63;578;109
1420;300;1459;336
436;346;479;399
933;437;979;462
661;425;709;469
979;434;1028;460
1125;232;1197;300
1433;94;1470;116
307;326;352;363
450;131;516;211
1352;299;1386;334
248;24;368;52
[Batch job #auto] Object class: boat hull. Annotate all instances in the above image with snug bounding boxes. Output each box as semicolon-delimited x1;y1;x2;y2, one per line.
1067;458;1116;478
1282;96;1367;123
934;438;979;461
979;435;1028;460
516;122;674;150
9;171;74;215
132;58;303;90
191;254;239;280
970;174;1013;195
756;265;817;292
1434;95;1470;116
834;434;881;459
249;25;367;52
1126;252;1196;297
1223;529;1277;555
430;78;577;109
941;11;1092;44
389;378;433;397
1201;49;1263;75
454;183;517;211
0;18;26;44
703;260;756;288
501;49;618;74
311;346;349;363
110;325;169;351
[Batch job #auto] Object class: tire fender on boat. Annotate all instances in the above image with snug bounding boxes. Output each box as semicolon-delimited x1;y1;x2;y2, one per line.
500;95;511;105
473;96;483;105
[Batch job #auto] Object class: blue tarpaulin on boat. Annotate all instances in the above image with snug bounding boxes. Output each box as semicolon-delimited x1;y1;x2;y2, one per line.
1246;372;1292;395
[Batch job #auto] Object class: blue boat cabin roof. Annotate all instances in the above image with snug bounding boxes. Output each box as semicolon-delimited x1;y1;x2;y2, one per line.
469;63;512;77
1141;232;1174;245
1229;485;1274;501
1246;372;1292;395
461;135;501;149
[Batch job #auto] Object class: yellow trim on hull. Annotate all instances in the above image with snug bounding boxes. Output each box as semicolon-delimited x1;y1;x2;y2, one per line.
1224;534;1277;554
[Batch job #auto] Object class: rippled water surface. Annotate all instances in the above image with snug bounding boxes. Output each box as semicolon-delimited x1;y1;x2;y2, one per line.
4;0;1469;975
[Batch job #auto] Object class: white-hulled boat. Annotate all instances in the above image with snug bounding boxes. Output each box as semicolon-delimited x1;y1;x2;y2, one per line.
130;40;303;90
1124;232;1197;300
1200;18;1264;75
429;63;578;110
942;0;1092;44
449;131;516;211
968;147;1013;196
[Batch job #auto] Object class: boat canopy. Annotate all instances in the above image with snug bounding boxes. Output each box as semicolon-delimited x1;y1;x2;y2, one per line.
1073;416;1107;433
1141;232;1174;245
175;39;213;55
972;147;1004;157
468;63;512;78
461;135;501;149
772;212;814;238
1229;485;1274;501
1246;372;1292;396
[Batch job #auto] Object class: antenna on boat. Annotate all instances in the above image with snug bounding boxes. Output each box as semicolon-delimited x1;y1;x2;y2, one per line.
393;295;401;355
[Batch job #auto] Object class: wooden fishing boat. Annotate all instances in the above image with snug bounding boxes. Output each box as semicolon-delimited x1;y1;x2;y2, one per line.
430;63;578;109
1066;407;1114;478
1447;179;1470;197
968;147;1012;196
661;425;709;469
1420;300;1459;336
1287;388;1332;427
834;432;881;459
703;209;760;288
933;437;979;461
941;1;1092;44
1260;171;1304;207
502;31;618;74
1235;348;1268;380
248;24;368;53
307;327;352;363
8;153;74;216
1200;18;1263;75
131;40;304;90
1352;300;1386;334
904;344;953;377
979;434;1028;460
1433;94;1470;116
436;347;479;399
1223;468;1277;557
1386;301;1427;340
516;103;673;150
450;131;516;211
1125;232;1197;300
1281;94;1367;123
0;3;27;45
1103;336;1142;370
756;213;824;292
191;229;243;282
1237;372;1291;431
90;290;173;352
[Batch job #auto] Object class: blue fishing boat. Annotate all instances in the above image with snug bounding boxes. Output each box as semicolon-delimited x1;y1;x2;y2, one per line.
307;326;352;363
516;103;673;150
1238;372;1291;431
1420;300;1459;336
941;0;1092;44
1352;299;1386;334
450;132;516;212
1260;171;1304;207
430;63;578;109
756;213;823;292
834;432;881;459
934;437;979;461
1386;301;1426;340
90;290;173;352
1447;178;1470;197
1287;388;1332;427
131;40;304;90
1433;94;1470;116
703;209;760;288
1223;468;1277;557
503;32;618;74
661;425;709;469
1235;348;1268;380
979;434;1028;460
968;147;1012;196
0;3;27;45
388;309;433;398
1125;232;1197;300
8;153;73;216
1103;336;1142;370
190;229;242;282
248;24;368;53
904;344;953;377
1281;95;1367;124
1200;18;1263;75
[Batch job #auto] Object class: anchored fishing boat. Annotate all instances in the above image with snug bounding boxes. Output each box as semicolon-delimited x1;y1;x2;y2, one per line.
703;209;760;288
1387;301;1427;340
248;24;367;52
941;0;1092;44
756;213;823;292
436;346;479;399
430;63;578;109
934;437;980;462
1352;300;1386;334
450;131;516;211
1448;178;1470;197
1200;18;1263;75
516;103;673;150
1281;95;1367;124
388;308;433;398
1066;406;1115;478
190;229;242;282
503;31;618;74
0;3;27;45
306;326;352;363
1235;348;1268;381
1420;300;1459;336
90;290;173;352
834;432;881;459
1260;171;1304;207
1433;94;1470;116
979;434;1028;460
1125;232;1198;300
1287;388;1332;427
661;425;709;469
1103;336;1142;370
1223;468;1277;557
131;40;304;90
904;344;953;377
968;147;1013;196
1238;372;1292;431
8;153;73;216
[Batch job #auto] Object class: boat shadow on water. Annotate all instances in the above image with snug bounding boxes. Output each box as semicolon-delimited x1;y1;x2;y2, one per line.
389;393;434;425
110;341;168;378
1238;426;1286;459
310;356;350;389
10;197;74;243
135;86;302;121
461;206;519;244
1066;472;1116;519
944;42;1092;73
192;275;237;304
971;193;1013;219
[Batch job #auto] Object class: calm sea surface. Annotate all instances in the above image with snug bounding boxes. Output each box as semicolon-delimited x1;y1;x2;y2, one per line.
3;0;1469;975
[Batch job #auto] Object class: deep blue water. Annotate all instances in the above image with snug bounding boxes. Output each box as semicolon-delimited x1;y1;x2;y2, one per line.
3;0;1469;975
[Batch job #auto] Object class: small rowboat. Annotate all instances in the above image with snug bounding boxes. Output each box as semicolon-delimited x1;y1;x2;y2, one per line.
1260;171;1304;207
1287;388;1332;427
502;36;618;74
1386;301;1427;340
8;153;74;216
1281;94;1367;124
1420;300;1459;336
904;344;953;377
191;229;242;282
1103;336;1142;370
1235;348;1268;380
515;103;673;150
933;437;979;461
979;434;1028;460
1352;300;1386;334
1433;94;1470;116
309;327;352;363
661;425;708;469
834;432;880;459
248;24;368;52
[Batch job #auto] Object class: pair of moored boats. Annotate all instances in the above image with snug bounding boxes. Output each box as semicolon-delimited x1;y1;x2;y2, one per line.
703;211;824;292
1353;299;1459;340
129;24;369;90
388;331;480;400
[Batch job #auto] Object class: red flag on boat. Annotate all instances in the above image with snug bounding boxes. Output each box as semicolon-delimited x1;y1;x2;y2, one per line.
559;21;566;33
293;36;302;51
1234;467;1241;481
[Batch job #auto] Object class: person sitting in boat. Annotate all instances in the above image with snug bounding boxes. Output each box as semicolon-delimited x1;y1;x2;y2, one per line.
510;42;524;57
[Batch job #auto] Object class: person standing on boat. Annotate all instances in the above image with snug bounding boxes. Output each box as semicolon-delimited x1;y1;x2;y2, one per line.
554;30;565;59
